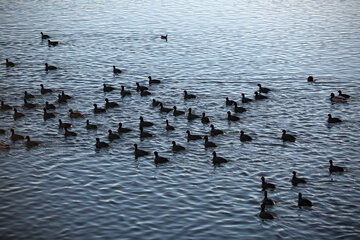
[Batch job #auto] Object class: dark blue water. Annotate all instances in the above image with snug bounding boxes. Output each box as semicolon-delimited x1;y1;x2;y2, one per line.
1;0;360;239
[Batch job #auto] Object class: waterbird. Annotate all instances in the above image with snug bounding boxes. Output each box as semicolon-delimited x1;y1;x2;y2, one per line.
40;84;53;94
120;86;131;97
225;97;236;106
328;114;341;123
86;120;97;130
165;120;175;131
61;91;71;99
96;138;109;148
134;144;149;158
338;90;350;99
41;32;50;39
262;191;276;206
184;90;196;99
139;126;153;138
48;39;58;46
233;102;246;113
118;123;131;133
154;151;169;164
43;108;55;120
136;82;148;92
281;130;296;142
6;59;15;67
45;101;56;110
259;203;276;219
257;84;271;93
204;136;217;148
307;76;315;82
210;124;224;136
105;98;119;108
261;176;276;189
69;109;85;118
13;108;25;120
298;193;313;207
103;83;115;92
240;130;252;142
139;116;154;127
187;108;200;121
0;142;10;149
227;111;239;121
10;129;25;141
25;136;40;148
23;99;37;109
45;63;57;71
212;151;228;165
113;66;122;74
329;160;344;173
140;88;151;96
57;94;67;104
201;112;211;124
173;106;185;116
64;127;77;137
93;104;106;113
241;93;252;103
1;101;12;110
161;34;168;41
148;76;160;84
152;99;161;107
291;171;306;185
330;93;347;103
186;130;202;141
172;141;185;152
160;103;172;113
59;119;72;129
24;91;35;99
254;91;268;100
108;130;120;141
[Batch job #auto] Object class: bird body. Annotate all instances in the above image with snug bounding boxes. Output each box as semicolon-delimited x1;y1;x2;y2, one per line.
172;141;185;152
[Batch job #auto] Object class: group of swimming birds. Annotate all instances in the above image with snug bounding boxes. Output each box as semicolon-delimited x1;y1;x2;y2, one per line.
1;32;351;220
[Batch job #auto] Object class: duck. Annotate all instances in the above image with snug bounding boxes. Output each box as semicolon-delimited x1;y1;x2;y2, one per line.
233;102;246;113
113;66;122;74
140;88;151;96
281;130;296;142
48;39;58;46
152;99;161;107
201;112;211;124
108;130;120;141
257;84;271;93
118;123;131;133
330;93;347;103
57;94;67;104
45;63;57;71
105;98;119;108
298;193;313;207
254;91;268;100
136;82;148;92
160;34;168;41
259;203;276;219
45;101;56;110
139;116;154;127
338;90;351;99
41;32;50;39
227;111;240;121
69;109;85;118
1;101;12;110
240;130;252;142
59;119;72;129
139;126;153;138
23;99;36;109
13;108;25;120
262;191;276;206
307;76;315;82
25;136;40;148
148;76;161;84
241;93;252;103
96;138;109;148
187;108;200;121
64;127;77;137
24;91;35;99
210;124;224;136
212;151;228;165
166;120;175;131
103;83;115;92
173;106;185;116
10;129;25;141
40;84;53;94
6;59;15;67
329;160;345;173
0;142;10;149
204;136;217;148
184;90;196;99
154;151;169;164
159;103;172;113
0;129;6;134
186;130;202;141
291;171;306;185
120;86;131;97
225;97;236;106
61;91;72;100
172;141;185;152
86;120;98;130
134;144;149;158
261;176;276;189
328;114;341;123
43;108;55;120
93;104;106;114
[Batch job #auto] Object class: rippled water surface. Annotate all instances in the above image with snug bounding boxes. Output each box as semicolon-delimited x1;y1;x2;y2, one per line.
1;0;360;239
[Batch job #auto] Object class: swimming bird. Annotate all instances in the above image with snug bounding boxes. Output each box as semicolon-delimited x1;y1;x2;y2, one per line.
105;98;119;108
120;86;131;97
254;91;268;100
139;116;154;128
96;138;109;148
103;83;115;92
43;108;55;120
45;63;57;71
257;84;271;94
113;66;122;74
261;176;276;189
281;130;296;142
240;130;252;142
210;124;224;136
307;76;315;82
152;99;161;107
93;104;106;114
140;88;151;96
10;129;25;141
41;32;50;39
108;130;120;141
61;91;72;100
330;93;347;103
59;119;72;129
118;123;131;133
187;108;200;121
23;99;37;109
241;93;252;103
204;136;217;148
201;112;211;124
186;130;202;141
172;141;185;152
86;120;97;130
13;108;25;120
0;142;10;149
40;84;53;94
298;193;313;207
227;111;239;121
24;91;35;99
134;144;149;158
328;114;341;123
173;106;185;116
233;102;246;113
139;126;153;138
45;101;56;110
69;109;85;118
160;103;172;113
329;160;345;173
262;191;276;206
154;151;169;164
259;203;276;219
64;127;77;137
212;151;228;165
338;90;351;99
6;59;15;67
25;136;40;148
291;171;306;185
57;94;67;104
48;40;58;46
184;90;196;99
226;97;236;106
161;35;168;41
166;120;175;131
148;76;160;84
1;101;12;110
136;82;148;92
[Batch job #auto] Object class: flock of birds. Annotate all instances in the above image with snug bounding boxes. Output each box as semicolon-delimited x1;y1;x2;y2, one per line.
1;32;352;220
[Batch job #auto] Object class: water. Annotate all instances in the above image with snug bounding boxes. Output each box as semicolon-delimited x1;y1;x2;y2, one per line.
1;0;360;239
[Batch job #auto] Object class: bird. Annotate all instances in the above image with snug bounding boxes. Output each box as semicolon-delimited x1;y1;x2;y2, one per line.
13;108;25;120
105;98;119;108
257;84;271;93
148;76;160;84
57;94;67;104
25;136;40;148
10;129;25;141
120;86;131;97
298;193;313;207
61;91;72;100
41;32;50;39
330;93;347;103
173;106;185;116
240;130;252;142
241;93;252;103
291;171;306;185
212;151;228;165
152;99;161;107
45;101;56;110
261;176;276;189
113;66;122;74
184;90;196;99
96;138;109;148
118;123;131;133
64;127;77;137
108;130;120;141
139;116;154;128
154;151;169;164
204;136;217;148
86;120;98;130
5;59;15;67
227;111;239;121
103;83;115;92
254;91;268;100
136;82;148;92
338;90;351;99
160;103;172;113
140;126;153;138
201;112;211;124
165;120;175;131
262;191;276;206
140;88;152;96
59;119;72;129
329;160;345;173
40;84;53;94
133;144;149;158
48;40;58;46
187;108;200;121
225;97;236;106
259;203;276;219
69;109;85;118
233;102;246;113
0;142;10;149
43;108;55;120
1;101;12;110
45;63;57;71
186;130;202;141
160;34;168;41
281;130;296;142
24;91;35;99
307;76;315;82
328;114;342;123
93;104;106;114
210;124;224;136
172;141;185;152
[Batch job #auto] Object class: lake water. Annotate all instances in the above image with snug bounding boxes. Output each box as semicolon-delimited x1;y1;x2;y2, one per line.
1;0;360;239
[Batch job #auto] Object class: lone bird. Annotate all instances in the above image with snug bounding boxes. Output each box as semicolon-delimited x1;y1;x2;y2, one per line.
329;160;345;173
328;114;342;123
41;32;50;39
281;130;296;142
6;59;15;67
298;193;313;207
113;66;122;74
